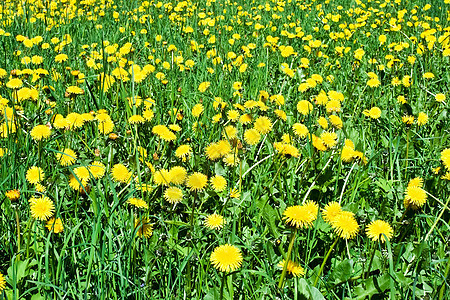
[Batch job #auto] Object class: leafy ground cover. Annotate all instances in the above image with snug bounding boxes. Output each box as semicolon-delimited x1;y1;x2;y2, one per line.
0;0;449;299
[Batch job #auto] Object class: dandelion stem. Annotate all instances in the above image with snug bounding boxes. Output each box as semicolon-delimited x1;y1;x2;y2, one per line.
15;209;20;259
219;273;226;300
364;242;377;279
278;228;297;289
313;236;339;287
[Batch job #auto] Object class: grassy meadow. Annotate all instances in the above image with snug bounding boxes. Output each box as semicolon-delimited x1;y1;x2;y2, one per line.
0;0;449;298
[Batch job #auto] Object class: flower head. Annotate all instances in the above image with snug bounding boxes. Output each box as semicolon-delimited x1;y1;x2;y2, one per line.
26;166;45;184
322;201;342;224
29;196;55;221
283;201;318;229
332;212;359;239
46;217;64;233
210;244;243;272
135;218;153;238
111;163;132;183
55;148;77;166
366;220;393;243
186;172;208;191
5;189;20;201
277;260;305;277
204;213;225;230
164;187;183;204
0;271;6;292
127;197;148;209
30;124;52;141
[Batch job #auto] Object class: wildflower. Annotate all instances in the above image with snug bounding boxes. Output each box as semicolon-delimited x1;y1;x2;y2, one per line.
66;86;84;95
329;115;343;129
210;244;243;272
274;143;299;158
198;81;211;92
332;212;359;239
402;115;414;125
366;220;393;243
292;123;309;138
5;189;20;201
6;78;23;89
404;185;427;209
317;117;328;129
204;213;225;230
322;202;342;225
169;166;187;184
192;103;204;117
127;197;148;209
223;153;240;166
152;125;176;142
244;129;261;145
0;271;6;292
277;260;305;277
320;132;338;148
297;100;313;115
435;93;446;103
164;187;183;204
210;175;227;192
26;166;45;184
111;163;132;183
74;167;90;183
186;172;208;191
30;124;51;141
311;134;327;151
417;112;428;126
46;217;64;233
29;196;55;221
230;187;241;199
89;161;106;179
128;115;145;124
363;107;381;119
55;148;77;166
283;201;318;229
135;218;153;238
442;148;450;170
175;144;192;161
254;116;273;134
153;169;171;186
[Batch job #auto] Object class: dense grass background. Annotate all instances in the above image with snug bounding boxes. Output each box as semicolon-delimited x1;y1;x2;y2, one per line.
0;0;449;299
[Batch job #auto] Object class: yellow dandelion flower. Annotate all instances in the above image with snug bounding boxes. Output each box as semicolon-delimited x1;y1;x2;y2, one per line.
254;116;272;134
366;220;393;243
292;123;309;138
192;103;204;117
404;185;427;208
88;161;106;179
311;134;327;151
30;124;51;141
175;144;192;161
29;196;55;221
46;217;64;233
74;166;90;183
320;131;338;148
417;112;428;126
186;172;208;191
198;81;211;93
55;148;77;166
204;213;225;230
127;197;148;209
164;186;183;204
169;166;187;184
244;128;261;145
5;189;20;201
111;163;132;183
277;260;305;277
322;202;342;224
26;166;45;184
329;115;343;129
210;244;243;272
297;100;313;115
332;212;359;239
153;169;171;186
152;125;176;142
442;148;450;170
210;175;227;192
283;201;318;229
363;107;381;119
0;271;6;292
135;218;153;238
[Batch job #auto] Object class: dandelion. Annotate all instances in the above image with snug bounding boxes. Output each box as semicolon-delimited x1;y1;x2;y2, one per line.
192;103;204;117
30;124;51;141
210;175;227;192
297;100;313;115
135;218;153;238
169;166;187;184
152;125;176;142
127;197;148;209
320;131;338;148
283;201;318;229
89;161;106;179
46;217;64;233
5;189;20;201
164;186;183;204
204;213;225;230
441;148;450;170
55;148;77;166
435;93;446;103
186;172;208;191
74;167;90;183
175;144;192;160
363;107;381;119
26;166;45;184
6;78;23;89
210;244;243;272
0;272;6;292
29;196;55;221
198;81;211;92
366;220;393;243
332;212;359;239
322;202;342;224
404;185;427;209
277;260;305;277
111;163;132;183
153;169;171;186
254;116;272;134
292;123;309;138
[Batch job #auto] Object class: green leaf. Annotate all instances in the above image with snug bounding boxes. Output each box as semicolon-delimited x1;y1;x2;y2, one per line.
354;274;390;300
330;259;354;285
297;278;325;300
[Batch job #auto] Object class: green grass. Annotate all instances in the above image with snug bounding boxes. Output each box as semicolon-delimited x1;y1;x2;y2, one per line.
0;0;449;299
